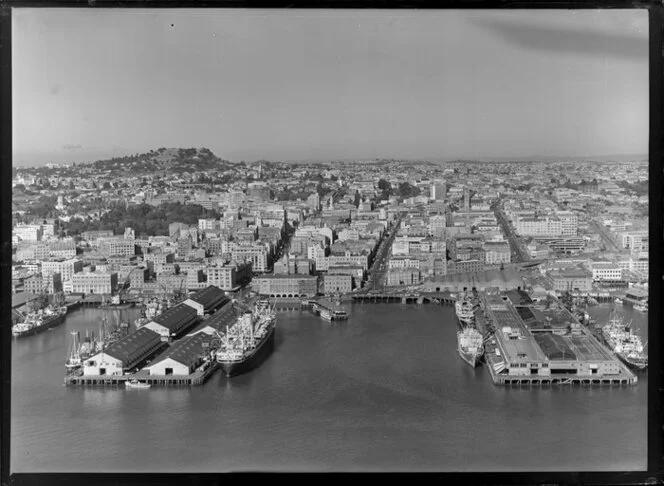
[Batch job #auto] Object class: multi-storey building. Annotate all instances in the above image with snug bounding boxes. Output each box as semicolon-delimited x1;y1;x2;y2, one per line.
556;211;578;236
49;240;77;259
547;268;593;292
72;271;118;294
484;242;511;265
41;258;84;283
621;231;648;251
388;257;421;269
252;275;318;297
386;268;420;286
230;244;269;273
515;217;563;237
14;224;42;242
206;261;252;291
322;274;352;294
100;239;137;257
590;262;622;281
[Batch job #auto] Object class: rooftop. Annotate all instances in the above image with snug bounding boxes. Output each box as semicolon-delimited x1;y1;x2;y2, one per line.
104;327;161;364
148;333;209;368
152;303;198;330
187;285;229;309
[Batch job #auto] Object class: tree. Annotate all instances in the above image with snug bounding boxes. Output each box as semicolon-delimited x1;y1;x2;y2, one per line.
377;179;391;191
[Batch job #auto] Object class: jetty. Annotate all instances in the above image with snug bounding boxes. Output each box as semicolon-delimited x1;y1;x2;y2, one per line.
64;361;219;387
352;290;456;305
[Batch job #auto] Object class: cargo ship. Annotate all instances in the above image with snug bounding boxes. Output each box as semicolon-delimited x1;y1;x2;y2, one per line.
457;326;485;367
215;300;276;377
601;313;647;371
12;306;67;338
454;296;476;326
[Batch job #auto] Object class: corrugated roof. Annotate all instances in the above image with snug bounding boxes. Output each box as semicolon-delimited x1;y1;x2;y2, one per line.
104;327;161;363
148;333;209;368
533;333;576;361
188;285;228;309
152;303;198;331
199;305;239;332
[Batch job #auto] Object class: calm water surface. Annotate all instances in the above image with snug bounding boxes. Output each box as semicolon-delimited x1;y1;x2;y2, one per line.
11;303;647;472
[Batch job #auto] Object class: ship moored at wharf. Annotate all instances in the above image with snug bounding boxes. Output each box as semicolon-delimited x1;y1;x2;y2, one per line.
454;291;485;367
600;313;648;371
65;285;230;387
13;305;68;338
214;300;276;377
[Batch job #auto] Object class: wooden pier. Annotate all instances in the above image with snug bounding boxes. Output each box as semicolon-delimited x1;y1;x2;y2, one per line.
351;291;456;305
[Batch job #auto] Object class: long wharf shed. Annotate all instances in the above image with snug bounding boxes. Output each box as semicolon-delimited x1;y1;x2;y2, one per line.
182;285;229;316
83;327;165;376
145;333;211;376
144;302;199;341
187;299;238;337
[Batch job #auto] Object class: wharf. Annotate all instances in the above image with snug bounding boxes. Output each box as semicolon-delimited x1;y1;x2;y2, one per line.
352;291;456;305
474;296;637;387
64;301;82;312
312;298;348;313
64;362;219;387
483;347;637;386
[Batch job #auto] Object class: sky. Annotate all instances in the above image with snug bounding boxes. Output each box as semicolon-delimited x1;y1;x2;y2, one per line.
13;9;649;165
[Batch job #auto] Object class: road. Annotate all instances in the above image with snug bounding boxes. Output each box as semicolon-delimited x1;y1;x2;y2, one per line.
589;220;622;252
492;202;531;263
363;215;403;292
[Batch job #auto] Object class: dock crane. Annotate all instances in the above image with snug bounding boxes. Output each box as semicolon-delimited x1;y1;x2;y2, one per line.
112;267;143;305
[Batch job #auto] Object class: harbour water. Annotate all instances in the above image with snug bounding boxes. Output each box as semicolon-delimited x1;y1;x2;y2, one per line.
11;303;647;472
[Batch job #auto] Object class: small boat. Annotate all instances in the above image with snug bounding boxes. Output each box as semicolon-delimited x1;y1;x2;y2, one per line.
65;331;82;370
320;309;333;321
125;379;151;389
614;298;623;305
634;302;647;312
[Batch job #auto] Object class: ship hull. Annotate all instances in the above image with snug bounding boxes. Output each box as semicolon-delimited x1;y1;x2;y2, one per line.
617;353;648;371
219;326;275;378
458;345;483;367
12;312;66;338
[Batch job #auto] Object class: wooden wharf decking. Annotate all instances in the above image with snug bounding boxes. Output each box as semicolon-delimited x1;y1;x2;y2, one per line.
64;362;219;387
351;291;456;305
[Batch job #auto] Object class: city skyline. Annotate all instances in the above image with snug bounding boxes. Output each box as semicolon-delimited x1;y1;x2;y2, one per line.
13;9;648;166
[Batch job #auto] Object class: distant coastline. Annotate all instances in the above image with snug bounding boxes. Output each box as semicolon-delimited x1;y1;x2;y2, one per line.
13;149;648;168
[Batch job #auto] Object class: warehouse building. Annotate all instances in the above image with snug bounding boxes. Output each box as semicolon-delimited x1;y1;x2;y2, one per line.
144;303;199;341
182;285;229;316
144;333;211;376
187;299;238;337
83;327;164;376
